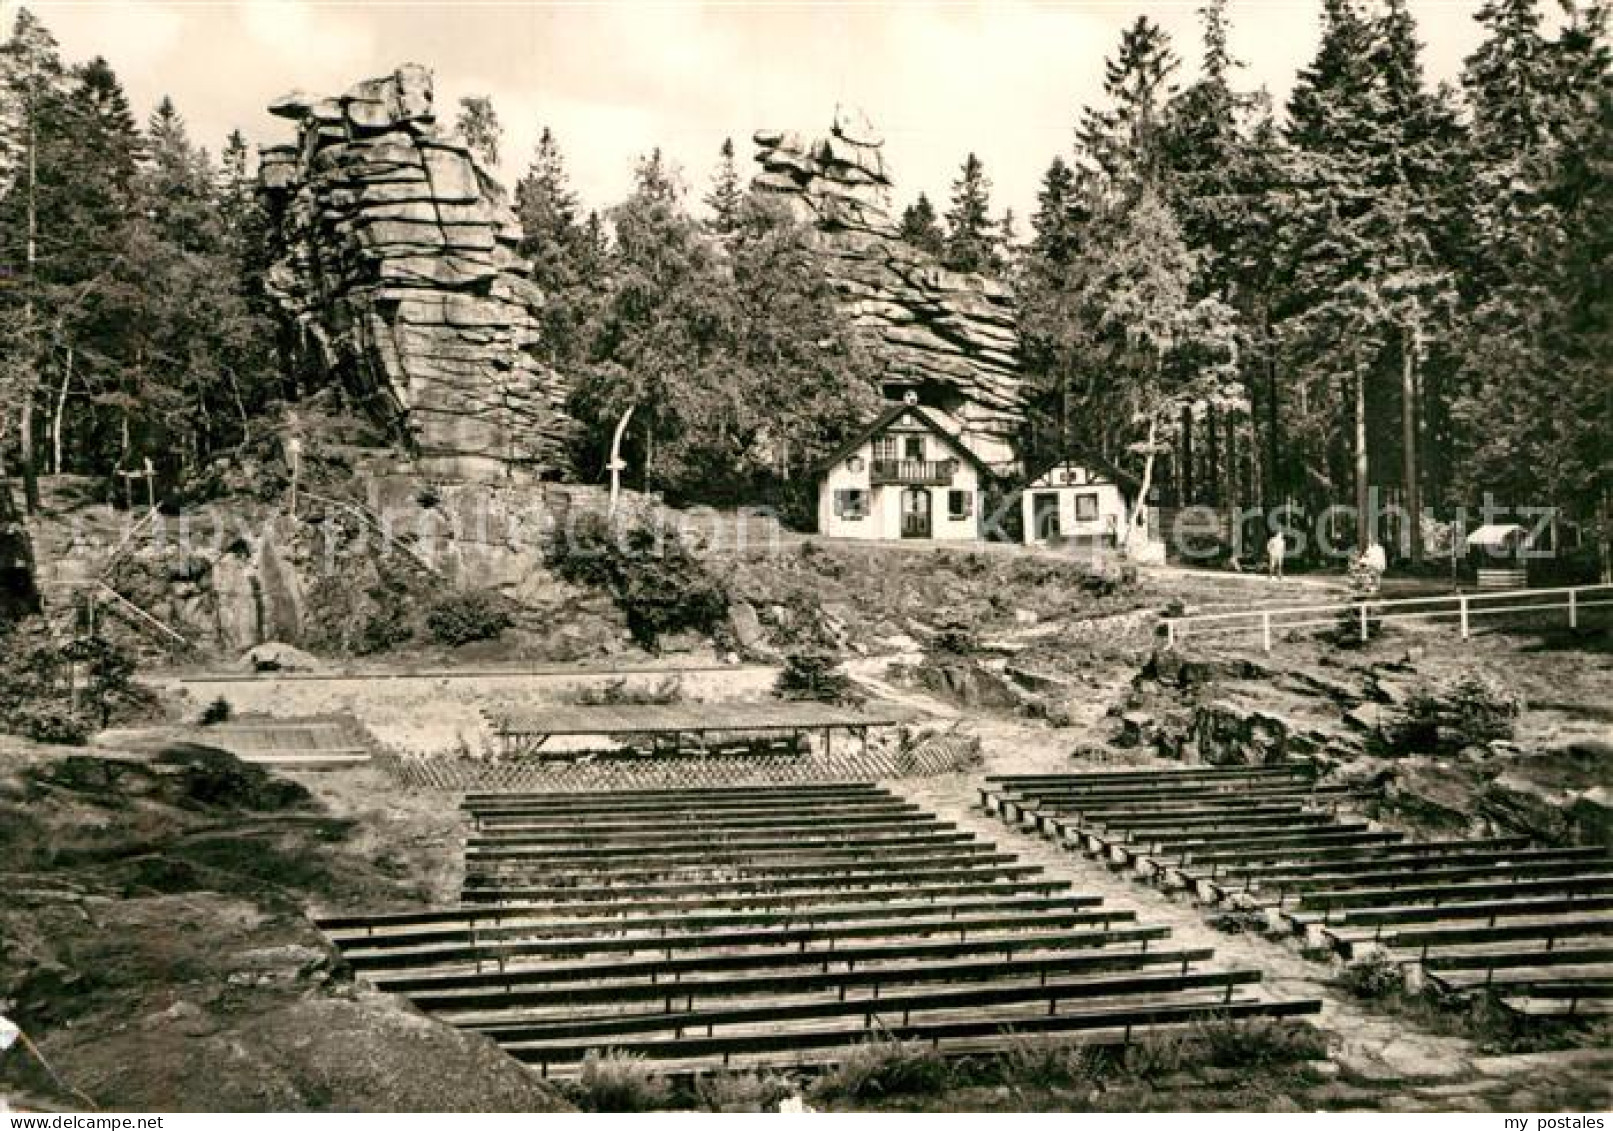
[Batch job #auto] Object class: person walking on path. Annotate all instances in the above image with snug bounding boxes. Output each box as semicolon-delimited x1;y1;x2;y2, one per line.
1266;531;1286;580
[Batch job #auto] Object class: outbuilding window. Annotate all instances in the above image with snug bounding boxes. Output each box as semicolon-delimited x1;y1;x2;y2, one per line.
948;490;973;520
834;488;869;520
1074;492;1100;522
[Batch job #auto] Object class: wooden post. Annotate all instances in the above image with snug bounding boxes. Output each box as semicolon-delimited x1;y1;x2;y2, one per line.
1568;588;1578;630
1459;594;1470;641
1166;620;1176;649
1359;603;1369;644
1262;611;1272;654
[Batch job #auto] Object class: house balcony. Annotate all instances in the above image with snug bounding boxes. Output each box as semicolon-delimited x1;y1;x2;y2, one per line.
870;458;958;487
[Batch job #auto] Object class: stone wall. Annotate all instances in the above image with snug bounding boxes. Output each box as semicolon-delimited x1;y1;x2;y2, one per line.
752;109;1025;472
257;64;575;480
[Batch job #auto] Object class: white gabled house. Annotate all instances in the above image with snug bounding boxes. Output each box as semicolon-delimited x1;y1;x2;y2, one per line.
1020;460;1130;548
816;397;995;542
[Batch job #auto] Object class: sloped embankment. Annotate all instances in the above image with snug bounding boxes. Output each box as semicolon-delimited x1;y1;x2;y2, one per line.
0;742;569;1112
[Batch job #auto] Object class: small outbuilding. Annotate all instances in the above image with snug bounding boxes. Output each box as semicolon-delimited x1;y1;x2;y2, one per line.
1020;461;1129;548
1465;523;1535;589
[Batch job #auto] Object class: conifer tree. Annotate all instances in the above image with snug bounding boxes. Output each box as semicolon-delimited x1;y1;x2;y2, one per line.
941;152;999;274
897;192;944;257
704;136;745;234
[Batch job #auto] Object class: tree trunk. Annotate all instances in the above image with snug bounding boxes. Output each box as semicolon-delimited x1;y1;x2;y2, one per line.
1121;415;1159;550
1264;314;1281;501
1179;404;1194;505
1355;358;1370;551
19;94;41;515
52;347;72;476
1402;323;1423;564
1206;401;1221;507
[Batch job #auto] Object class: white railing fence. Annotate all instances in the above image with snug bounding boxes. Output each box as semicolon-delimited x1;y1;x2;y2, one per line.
1163;583;1613;652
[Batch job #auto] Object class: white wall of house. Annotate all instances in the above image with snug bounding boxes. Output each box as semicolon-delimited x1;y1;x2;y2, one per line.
1021;463;1129;546
818;414;985;542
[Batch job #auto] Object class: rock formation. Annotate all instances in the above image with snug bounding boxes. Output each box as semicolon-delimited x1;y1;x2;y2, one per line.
752;109;1024;471
257;65;575;480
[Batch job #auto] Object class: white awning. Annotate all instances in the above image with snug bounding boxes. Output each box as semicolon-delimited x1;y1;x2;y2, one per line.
1465;523;1527;548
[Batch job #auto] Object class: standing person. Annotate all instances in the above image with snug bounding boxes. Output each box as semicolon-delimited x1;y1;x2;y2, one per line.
1266;531;1286;580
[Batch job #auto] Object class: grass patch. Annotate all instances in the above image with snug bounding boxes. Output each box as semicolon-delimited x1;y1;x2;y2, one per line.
566;1049;673;1112
810;1037;952;1103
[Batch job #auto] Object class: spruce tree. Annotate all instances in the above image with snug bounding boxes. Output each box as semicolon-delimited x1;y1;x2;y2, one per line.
941;152;999;274
704;137;745;234
897;192;944;257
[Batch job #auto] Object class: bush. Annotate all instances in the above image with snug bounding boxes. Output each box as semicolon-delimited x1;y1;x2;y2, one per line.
1381;669;1521;753
775;647;862;705
573;676;684;706
569;1050;672;1112
548;512;728;651
1338;950;1409;1000
1000;1032;1098;1088
693;1070;794;1112
425;588;514;646
0;618;152;742
810;1037;951;1102
199;696;233;726
1192;1015;1329;1070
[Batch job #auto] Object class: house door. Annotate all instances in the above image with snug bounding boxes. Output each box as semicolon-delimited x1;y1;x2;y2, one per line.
1032;492;1061;541
901;487;932;539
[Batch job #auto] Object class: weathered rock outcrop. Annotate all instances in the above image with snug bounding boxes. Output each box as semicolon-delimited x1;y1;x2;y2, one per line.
752;110;1024;471
257;65;575;479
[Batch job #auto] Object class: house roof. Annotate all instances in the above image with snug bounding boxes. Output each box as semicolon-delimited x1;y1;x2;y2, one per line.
817;401;997;479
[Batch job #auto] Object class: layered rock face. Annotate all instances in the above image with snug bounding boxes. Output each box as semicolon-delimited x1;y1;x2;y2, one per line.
753;110;1024;471
257;65;574;480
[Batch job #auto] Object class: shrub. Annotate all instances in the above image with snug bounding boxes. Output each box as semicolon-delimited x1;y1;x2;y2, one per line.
1381;669;1521;753
775;647;862;705
569;1050;672;1112
1338;950;1409;1000
0;618;151;742
1192;1015;1329;1070
199;696;233;726
693;1070;794;1112
573;676;685;706
810;1037;951;1102
1000;1032;1098;1088
548;512;728;650
425;588;514;646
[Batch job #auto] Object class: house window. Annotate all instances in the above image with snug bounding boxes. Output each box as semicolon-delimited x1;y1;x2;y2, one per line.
873;435;897;461
948;489;973;520
834;488;869;520
904;435;925;461
1074;492;1100;522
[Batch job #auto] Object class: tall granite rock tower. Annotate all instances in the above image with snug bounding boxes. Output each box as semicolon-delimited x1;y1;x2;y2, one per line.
257;64;575;480
753;109;1025;473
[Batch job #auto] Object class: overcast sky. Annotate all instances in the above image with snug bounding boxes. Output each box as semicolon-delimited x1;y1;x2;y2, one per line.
15;1;1497;222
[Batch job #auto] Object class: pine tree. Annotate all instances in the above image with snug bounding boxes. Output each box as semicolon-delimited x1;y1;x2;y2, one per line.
942;152;999;274
897;193;944;257
704;137;745;234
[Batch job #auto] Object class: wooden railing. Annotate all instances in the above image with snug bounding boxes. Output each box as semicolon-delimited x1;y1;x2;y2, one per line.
1163;583;1613;651
871;459;957;486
